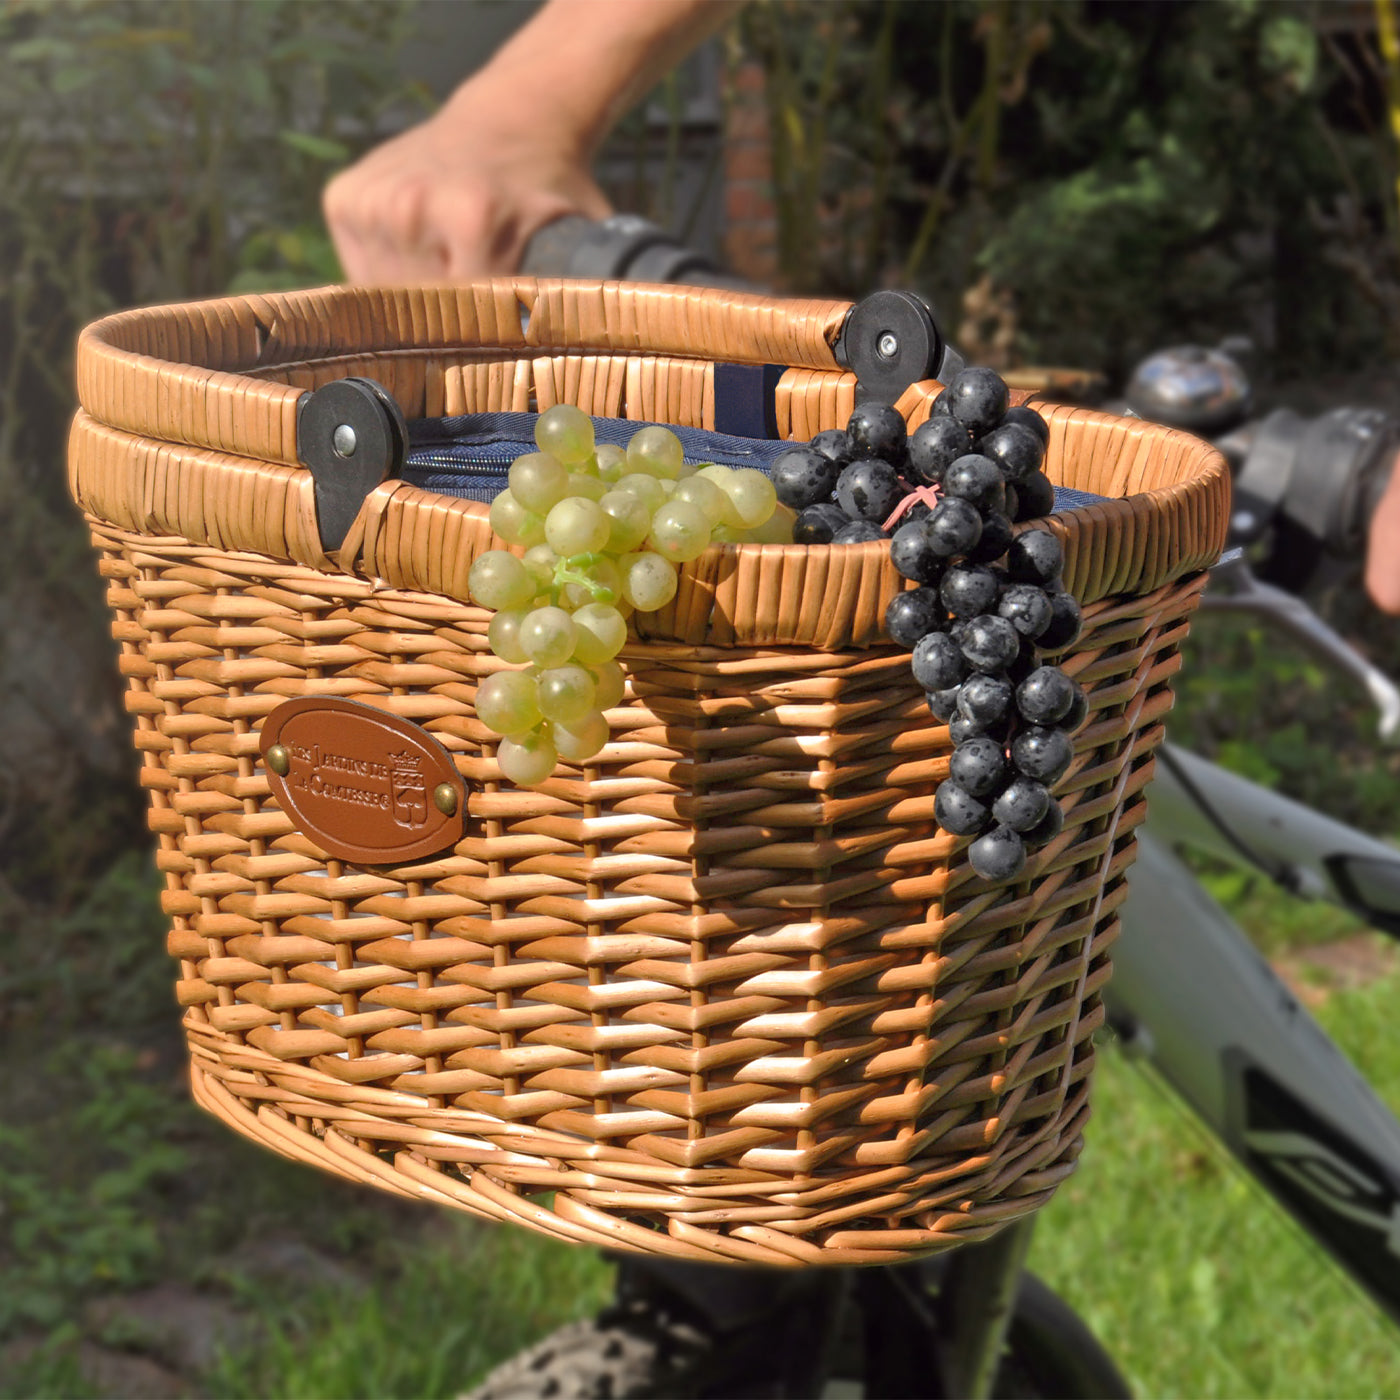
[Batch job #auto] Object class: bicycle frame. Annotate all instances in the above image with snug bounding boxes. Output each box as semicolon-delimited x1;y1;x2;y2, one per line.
1111;742;1400;1321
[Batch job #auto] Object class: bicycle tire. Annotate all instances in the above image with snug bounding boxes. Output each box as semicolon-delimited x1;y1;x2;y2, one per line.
462;1269;1131;1400
462;1301;711;1400
998;1271;1132;1399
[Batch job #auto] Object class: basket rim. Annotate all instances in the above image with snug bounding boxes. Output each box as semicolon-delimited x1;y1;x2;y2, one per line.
68;279;1231;643
75;279;853;468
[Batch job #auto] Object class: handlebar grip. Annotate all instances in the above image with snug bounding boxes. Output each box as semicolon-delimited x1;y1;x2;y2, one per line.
520;213;755;291
1234;405;1400;562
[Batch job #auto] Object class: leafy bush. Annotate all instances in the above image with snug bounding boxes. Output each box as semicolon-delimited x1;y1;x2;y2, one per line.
0;1043;189;1336
742;0;1398;380
0;0;428;891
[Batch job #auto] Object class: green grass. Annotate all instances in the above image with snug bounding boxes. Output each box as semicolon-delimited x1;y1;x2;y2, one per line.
1030;963;1400;1399
205;1222;611;1400
1184;855;1376;958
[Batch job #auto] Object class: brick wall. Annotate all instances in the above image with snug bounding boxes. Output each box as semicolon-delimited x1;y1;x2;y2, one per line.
722;58;778;286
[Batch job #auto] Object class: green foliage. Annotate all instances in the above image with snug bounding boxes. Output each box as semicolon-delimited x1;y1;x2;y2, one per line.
1169;609;1400;835
0;1044;190;1336
0;1331;96;1400
229;225;345;293
0;0;425;473
1;849;171;1037
740;0;1397;378
0;0;427;893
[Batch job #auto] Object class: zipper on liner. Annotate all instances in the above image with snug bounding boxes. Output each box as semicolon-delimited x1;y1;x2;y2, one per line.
405;450;516;473
405;446;782;475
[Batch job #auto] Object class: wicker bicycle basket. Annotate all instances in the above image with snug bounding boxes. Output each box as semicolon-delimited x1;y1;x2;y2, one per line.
69;280;1228;1267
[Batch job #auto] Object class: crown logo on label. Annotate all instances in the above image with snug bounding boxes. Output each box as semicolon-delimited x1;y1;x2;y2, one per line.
390;749;428;828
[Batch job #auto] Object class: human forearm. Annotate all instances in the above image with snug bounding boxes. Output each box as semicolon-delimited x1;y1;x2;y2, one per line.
449;0;745;163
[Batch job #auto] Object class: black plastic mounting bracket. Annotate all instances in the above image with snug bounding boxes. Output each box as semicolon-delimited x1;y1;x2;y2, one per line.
296;377;408;551
835;290;966;404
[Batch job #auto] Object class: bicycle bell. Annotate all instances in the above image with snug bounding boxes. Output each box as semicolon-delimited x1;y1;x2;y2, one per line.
1124;341;1253;435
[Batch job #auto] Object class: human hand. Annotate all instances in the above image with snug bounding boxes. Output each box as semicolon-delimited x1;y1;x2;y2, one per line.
323;0;740;286
1365;448;1400;614
323;89;611;284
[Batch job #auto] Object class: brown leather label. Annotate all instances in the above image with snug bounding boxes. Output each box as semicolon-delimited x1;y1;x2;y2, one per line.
259;697;466;865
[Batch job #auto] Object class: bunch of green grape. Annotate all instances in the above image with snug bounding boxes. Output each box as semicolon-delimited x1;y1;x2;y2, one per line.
469;404;792;785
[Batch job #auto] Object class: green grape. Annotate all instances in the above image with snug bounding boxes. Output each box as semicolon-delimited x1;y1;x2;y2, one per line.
746;501;798;544
697;463;736;490
570;602;628;664
589;659;626;710
487;608;531;665
649;499;712;563
468;550;535;611
673;475;735;528
626;425;684;480
536;663;597;725
621;551;679;611
616;472;666;513
535;403;596;465
599;490;651;554
596;443;628;482
552;712;609;762
508;452;569;514
566;472;607;502
476;669;542;736
518;606;577;667
545;496;610;556
559;555;621;610
489;490;546;548
724;468;778;528
522;543;560;593
498;727;558;786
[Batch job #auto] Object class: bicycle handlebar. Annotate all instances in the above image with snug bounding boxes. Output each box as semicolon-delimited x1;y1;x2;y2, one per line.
521;213;755;292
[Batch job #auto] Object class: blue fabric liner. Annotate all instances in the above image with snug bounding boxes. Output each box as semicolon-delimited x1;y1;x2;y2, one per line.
405;410;1142;520
407;411;796;502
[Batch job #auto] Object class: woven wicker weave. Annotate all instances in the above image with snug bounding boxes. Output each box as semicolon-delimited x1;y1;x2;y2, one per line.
69;281;1229;1266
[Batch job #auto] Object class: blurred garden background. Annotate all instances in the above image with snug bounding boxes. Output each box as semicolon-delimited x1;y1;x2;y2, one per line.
4;0;1400;1394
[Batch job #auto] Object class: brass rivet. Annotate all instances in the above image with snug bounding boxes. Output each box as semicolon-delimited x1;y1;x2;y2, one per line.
433;783;458;816
266;745;290;777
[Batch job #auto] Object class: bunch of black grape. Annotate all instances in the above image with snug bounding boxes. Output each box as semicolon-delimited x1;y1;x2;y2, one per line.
774;366;1086;884
771;371;1059;545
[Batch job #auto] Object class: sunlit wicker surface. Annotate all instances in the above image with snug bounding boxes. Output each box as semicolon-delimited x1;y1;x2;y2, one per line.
70;280;1229;1264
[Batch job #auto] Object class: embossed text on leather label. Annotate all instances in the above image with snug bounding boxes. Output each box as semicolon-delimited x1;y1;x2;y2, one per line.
259;697;466;864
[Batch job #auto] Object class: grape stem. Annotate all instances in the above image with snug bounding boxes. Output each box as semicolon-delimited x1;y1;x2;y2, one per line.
885;482;942;533
554;552;618;603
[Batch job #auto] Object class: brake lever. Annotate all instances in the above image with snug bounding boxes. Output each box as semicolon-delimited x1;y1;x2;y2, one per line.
1201;555;1400;741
